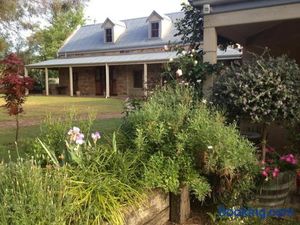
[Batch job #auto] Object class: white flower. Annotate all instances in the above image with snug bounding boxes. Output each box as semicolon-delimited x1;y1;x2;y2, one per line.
181;50;187;55
208;146;213;150
191;49;196;53
176;69;183;77
194;60;198;66
184;82;189;86
164;45;169;51
169;58;174;62
196;79;201;83
202;99;207;104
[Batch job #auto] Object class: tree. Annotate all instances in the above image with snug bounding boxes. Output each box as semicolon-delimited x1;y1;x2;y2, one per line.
0;53;34;143
27;0;87;61
213;52;300;162
0;0;87;56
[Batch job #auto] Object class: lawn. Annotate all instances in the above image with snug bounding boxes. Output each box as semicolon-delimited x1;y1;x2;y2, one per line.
0;95;124;161
0;95;123;123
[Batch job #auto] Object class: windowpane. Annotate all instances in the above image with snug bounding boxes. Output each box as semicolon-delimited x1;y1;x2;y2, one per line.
151;22;159;38
106;29;112;42
133;71;143;88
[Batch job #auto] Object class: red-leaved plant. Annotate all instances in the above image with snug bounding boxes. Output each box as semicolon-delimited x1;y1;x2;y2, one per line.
0;53;34;143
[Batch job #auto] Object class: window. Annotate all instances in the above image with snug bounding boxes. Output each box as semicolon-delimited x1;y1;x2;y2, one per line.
105;28;112;43
151;22;159;38
133;71;143;88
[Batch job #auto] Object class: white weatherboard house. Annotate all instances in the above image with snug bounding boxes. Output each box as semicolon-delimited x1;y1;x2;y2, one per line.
26;11;240;97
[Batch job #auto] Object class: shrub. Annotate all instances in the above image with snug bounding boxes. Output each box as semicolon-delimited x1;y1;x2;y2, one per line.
121;85;258;205
213;52;300;161
0;160;71;224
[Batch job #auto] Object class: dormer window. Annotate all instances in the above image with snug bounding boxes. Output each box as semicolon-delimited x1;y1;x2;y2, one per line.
147;10;172;39
151;22;159;38
105;28;112;43
102;18;126;44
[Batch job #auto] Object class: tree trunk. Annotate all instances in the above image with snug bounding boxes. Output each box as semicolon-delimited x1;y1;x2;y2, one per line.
15;114;19;143
261;123;268;162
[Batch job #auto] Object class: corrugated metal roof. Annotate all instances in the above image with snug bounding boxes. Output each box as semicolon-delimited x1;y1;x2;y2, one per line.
26;52;178;68
26;49;242;68
58;12;184;54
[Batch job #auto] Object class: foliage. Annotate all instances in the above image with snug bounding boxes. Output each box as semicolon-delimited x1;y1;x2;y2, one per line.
123;97;143;116
213;52;300;161
0;53;34;142
65;143;145;225
30;110;95;166
0;0;87;54
0;160;71;224
214;53;300;124
162;47;223;98
121;85;258;205
0;116;145;225
175;3;203;49
26;2;85;62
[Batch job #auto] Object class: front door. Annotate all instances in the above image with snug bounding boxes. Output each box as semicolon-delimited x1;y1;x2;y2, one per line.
95;67;105;95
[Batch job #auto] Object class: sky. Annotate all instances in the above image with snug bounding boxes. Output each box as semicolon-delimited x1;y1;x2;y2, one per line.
84;0;188;24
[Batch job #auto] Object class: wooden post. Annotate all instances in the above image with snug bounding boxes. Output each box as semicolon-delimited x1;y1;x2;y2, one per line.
24;67;29;96
143;63;148;96
45;67;49;96
69;66;73;97
170;185;191;224
105;64;110;98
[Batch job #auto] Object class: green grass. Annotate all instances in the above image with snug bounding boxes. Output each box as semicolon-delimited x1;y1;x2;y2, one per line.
0;95;123;123
0;95;124;161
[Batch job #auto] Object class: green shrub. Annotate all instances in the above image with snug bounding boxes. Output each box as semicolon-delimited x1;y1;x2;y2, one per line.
121;85;259;205
0;160;70;224
65;143;145;225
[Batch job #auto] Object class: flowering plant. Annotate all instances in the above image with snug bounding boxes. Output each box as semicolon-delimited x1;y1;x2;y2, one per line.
63;127;102;166
261;146;298;181
39;126;102;167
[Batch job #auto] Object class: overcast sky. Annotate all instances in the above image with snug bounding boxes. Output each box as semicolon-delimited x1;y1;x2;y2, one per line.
84;0;188;24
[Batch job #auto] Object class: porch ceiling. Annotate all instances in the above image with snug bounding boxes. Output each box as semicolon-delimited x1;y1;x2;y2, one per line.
217;19;300;62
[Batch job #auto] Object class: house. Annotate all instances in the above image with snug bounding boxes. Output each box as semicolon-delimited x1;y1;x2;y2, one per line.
189;0;300;64
26;10;241;97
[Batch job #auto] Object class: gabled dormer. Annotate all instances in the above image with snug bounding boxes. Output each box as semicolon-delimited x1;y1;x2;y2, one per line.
101;18;126;43
146;10;172;39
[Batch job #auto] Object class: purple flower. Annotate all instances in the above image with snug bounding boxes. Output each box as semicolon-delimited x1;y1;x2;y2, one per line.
91;131;101;143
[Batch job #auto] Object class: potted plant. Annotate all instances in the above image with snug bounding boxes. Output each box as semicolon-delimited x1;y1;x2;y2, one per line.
257;146;298;207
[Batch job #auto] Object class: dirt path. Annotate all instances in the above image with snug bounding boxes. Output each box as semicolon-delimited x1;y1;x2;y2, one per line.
0;112;123;129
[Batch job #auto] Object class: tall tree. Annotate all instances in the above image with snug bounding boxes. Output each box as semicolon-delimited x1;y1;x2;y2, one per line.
27;0;86;61
0;0;87;56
